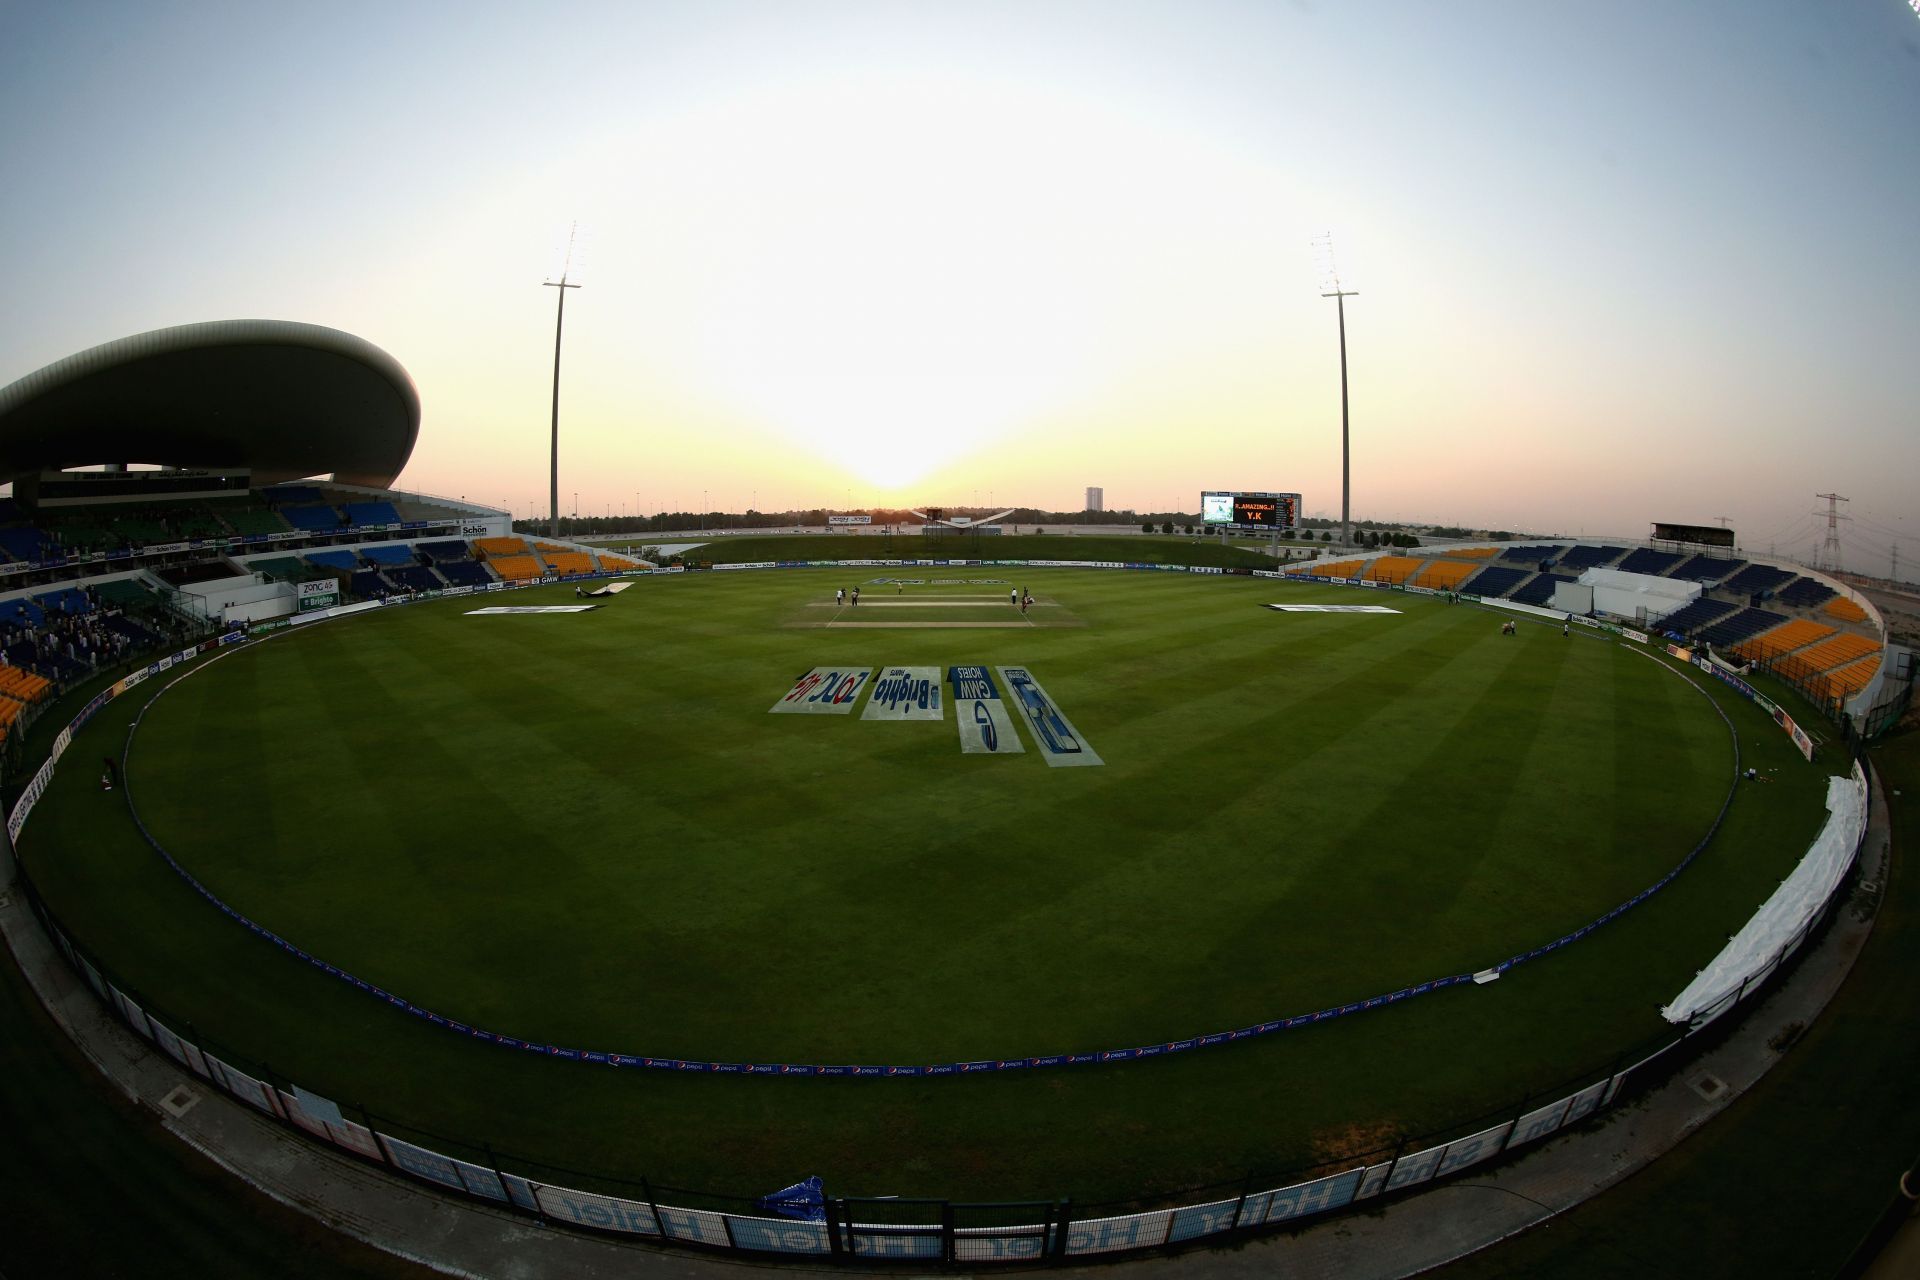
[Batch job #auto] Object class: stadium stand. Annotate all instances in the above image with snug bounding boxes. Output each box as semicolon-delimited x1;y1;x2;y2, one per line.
33;588;90;617
1721;563;1797;597
0;526;48;563
1777;576;1836;609
1461;565;1529;597
222;505;293;537
1300;559;1364;579
1616;548;1688;576
1361;555;1421;584
0;598;45;629
488;554;544;581
94;578;159;610
1667;555;1746;584
248;556;312;582
1731;619;1837;663
1823;596;1869;624
415;539;472;562
263;485;324;504
1509;573;1574;607
1442;545;1498;558
344;500;402;526
348;569;390;599
1791;632;1879;674
1498;545;1563;567
1409;560;1477;591
1825;655;1881;700
1557;545;1627;572
305;550;359;572
359;545;418;566
474;535;532;559
1696;607;1791;650
283;504;345;532
598;555;640;571
386;565;442;593
437;560;492;587
543;551;597;576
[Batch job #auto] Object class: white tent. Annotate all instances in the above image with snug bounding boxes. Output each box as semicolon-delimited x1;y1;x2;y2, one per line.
1579;566;1700;623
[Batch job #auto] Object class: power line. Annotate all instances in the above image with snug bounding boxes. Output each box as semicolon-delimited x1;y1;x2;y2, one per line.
1814;493;1850;572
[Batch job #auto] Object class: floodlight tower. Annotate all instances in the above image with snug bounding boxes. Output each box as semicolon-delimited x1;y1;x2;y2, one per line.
544;224;583;540
1317;235;1359;548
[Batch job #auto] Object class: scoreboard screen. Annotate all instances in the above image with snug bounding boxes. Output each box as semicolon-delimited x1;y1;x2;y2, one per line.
1202;491;1300;532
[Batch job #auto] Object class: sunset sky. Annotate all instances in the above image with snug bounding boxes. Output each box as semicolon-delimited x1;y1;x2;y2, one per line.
1;2;1916;559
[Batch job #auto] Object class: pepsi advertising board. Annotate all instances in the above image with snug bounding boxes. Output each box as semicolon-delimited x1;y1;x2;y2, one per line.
1201;491;1300;532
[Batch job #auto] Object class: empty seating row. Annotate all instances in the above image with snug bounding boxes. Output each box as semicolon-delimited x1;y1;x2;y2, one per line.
360;544;418;566
1499;544;1563;566
473;536;531;559
543;551;597;576
1461;565;1529;598
1668;555;1745;584
305;550;359;571
1360;556;1419;584
438;560;493;587
0;666;52;703
1657;598;1739;635
282;504;345;532
1509;573;1574;607
1696;607;1791;649
1823;596;1868;624
1825;656;1881;700
1556;545;1627;572
1777;577;1836;609
1617;548;1687;576
1405;560;1476;590
489;554;544;581
344;501;402;526
386;565;443;593
1299;560;1364;579
1721;563;1797;596
1730;618;1836;663
1790;632;1879;674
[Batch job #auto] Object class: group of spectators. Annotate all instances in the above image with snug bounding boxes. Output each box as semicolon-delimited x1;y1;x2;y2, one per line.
0;589;178;682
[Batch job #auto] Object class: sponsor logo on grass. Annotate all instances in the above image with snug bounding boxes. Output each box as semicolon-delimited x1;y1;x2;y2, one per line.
862;667;943;720
464;605;599;614
997;667;1102;767
1265;604;1403;614
770;666;873;714
947;666;1024;754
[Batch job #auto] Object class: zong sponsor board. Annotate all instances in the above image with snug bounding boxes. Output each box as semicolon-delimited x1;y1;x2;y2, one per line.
948;666;1025;754
770;666;873;714
862;667;944;720
998;667;1102;767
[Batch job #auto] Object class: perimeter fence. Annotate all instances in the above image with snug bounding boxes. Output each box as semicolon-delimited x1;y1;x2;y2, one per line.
0;562;1879;1264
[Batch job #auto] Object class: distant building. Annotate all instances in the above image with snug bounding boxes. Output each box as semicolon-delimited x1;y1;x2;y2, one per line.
1085;486;1104;512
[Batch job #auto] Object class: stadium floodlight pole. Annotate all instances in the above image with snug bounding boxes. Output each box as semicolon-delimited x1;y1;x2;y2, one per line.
1321;283;1358;548
544;224;583;540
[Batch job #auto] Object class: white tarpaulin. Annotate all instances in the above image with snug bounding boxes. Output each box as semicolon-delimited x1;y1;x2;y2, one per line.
1579;567;1700;622
1661;764;1868;1025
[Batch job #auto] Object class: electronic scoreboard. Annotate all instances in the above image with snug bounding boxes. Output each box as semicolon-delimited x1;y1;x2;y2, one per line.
1201;491;1300;533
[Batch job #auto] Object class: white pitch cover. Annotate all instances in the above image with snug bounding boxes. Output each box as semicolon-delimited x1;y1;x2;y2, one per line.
862;666;944;720
949;666;1024;754
997;667;1103;767
769;666;873;714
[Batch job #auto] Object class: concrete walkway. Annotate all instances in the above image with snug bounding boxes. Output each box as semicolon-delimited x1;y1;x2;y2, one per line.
0;766;1894;1278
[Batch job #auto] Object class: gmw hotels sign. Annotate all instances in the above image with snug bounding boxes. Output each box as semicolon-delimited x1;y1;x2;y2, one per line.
298;577;340;611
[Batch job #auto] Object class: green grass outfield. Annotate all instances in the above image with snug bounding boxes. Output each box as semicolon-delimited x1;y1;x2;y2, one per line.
20;568;1834;1209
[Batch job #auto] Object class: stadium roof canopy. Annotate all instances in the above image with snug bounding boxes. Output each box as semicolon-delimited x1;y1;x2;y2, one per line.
0;320;420;487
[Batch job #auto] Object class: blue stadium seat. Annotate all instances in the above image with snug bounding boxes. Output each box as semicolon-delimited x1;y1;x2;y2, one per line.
0;599;46;629
1463;565;1529;597
1657;598;1738;635
437;560;492;587
359;544;418;566
32;587;91;616
1556;545;1626;572
1696;607;1790;649
344;501;402;527
1616;548;1687;576
1509;573;1575;606
1721;564;1797;596
263;484;324;504
348;569;390;598
416;539;471;562
1777;577;1836;609
283;504;344;532
386;565;442;592
1667;555;1746;584
1499;544;1564;566
0;527;47;563
305;550;360;571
